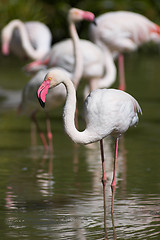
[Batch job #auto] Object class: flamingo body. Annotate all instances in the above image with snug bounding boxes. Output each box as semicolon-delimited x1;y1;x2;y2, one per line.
83;88;141;141
90;10;160;90
90;11;160;54
45;38;104;79
26;38;116;93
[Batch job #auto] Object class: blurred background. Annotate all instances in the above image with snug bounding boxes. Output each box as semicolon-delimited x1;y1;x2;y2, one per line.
1;0;160;44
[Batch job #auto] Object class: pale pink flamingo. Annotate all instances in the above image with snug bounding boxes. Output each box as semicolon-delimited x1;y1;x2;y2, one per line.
1;20;52;60
90;10;160;90
25;11;116;93
37;68;142;214
19;8;96;150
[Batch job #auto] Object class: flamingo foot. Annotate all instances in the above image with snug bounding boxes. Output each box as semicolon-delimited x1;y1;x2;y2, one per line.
47;132;52;141
111;179;116;188
102;179;107;188
102;171;107;188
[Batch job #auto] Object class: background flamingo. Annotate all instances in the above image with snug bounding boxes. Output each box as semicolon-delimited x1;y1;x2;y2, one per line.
19;8;96;150
1;19;52;60
27;39;116;92
25;11;116;94
90;10;160;90
37;68;142;213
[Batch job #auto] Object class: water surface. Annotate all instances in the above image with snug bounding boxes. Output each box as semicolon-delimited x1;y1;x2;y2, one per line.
0;53;160;239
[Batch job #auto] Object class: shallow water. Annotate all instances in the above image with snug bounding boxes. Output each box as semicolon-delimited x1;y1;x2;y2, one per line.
0;52;160;239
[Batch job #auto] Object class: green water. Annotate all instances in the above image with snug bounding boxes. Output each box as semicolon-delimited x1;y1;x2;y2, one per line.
0;52;160;240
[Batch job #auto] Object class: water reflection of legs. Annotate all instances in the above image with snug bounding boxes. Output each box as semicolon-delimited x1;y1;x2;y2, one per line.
73;143;79;174
37;150;54;198
46;112;53;153
30;120;37;147
111;196;117;240
40;149;53;176
103;187;108;240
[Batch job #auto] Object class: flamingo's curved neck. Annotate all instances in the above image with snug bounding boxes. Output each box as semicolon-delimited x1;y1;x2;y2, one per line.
62;77;96;144
7;20;44;60
99;44;116;88
83;45;116;99
69;21;83;89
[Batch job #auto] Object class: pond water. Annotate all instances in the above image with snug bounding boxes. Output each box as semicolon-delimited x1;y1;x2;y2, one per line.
0;52;160;240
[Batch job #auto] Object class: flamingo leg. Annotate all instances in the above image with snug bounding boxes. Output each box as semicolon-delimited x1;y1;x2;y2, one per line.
111;137;119;188
111;137;119;214
111;183;116;214
100;139;108;239
31;112;48;151
45;112;53;152
118;54;126;91
100;139;107;186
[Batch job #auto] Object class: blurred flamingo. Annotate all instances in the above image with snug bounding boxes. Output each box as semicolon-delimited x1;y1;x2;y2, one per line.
25;11;116;93
19;67;71;151
19;8;96;150
1;20;52;60
90;11;160;90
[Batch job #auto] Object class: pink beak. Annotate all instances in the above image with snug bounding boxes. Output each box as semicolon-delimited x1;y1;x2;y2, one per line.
82;11;97;25
37;79;50;108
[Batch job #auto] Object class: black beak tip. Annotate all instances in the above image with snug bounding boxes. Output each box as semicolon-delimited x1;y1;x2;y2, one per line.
93;19;97;26
37;93;45;108
38;97;45;108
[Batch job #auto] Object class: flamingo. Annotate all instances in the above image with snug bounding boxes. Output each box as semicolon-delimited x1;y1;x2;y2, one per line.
26;39;116;93
25;11;116;93
37;68;142;207
19;67;71;150
19;8;96;150
30;39;116;92
90;10;160;90
1;20;52;60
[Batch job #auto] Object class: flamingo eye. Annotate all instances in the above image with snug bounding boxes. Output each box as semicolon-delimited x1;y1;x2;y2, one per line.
48;77;52;80
74;10;80;15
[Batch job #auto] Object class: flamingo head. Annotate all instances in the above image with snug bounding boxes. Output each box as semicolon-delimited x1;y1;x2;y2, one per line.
37;68;68;108
68;8;96;24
